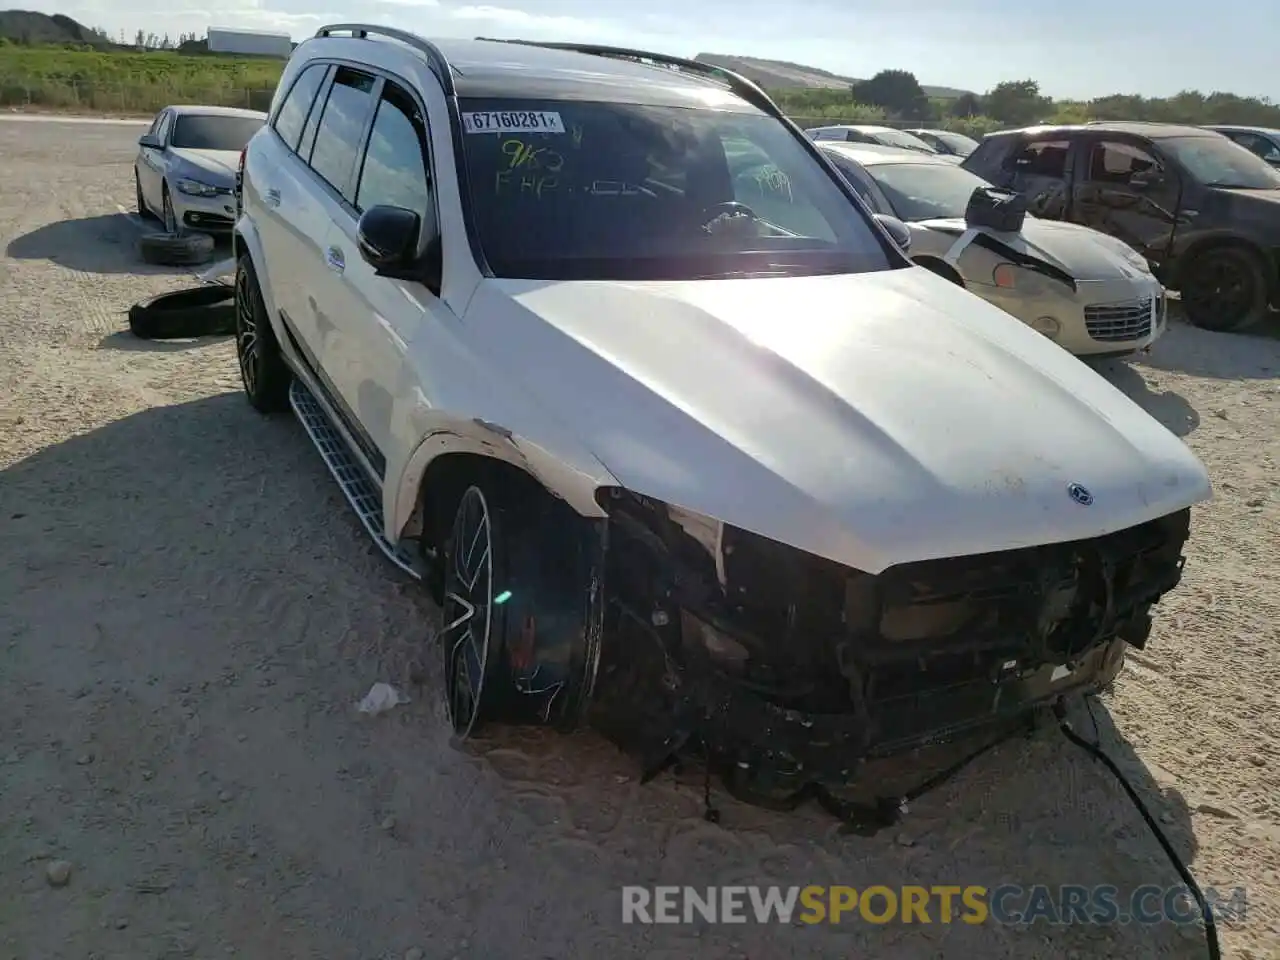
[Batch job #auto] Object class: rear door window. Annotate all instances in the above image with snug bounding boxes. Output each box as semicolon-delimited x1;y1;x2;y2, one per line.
273;63;328;153
1005;138;1071;217
1008;139;1070;179
1084;140;1160;184
307;67;378;204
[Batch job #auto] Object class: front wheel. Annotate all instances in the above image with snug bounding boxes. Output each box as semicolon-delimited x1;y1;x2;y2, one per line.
135;172;151;219
439;485;509;738
161;183;180;236
234;254;291;413
1180;246;1270;332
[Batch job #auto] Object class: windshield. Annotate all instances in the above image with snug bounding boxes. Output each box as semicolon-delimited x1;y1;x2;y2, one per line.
170;115;264;152
867;129;937;154
458;99;895;281
931;131;979;156
1159;135;1280;189
866;162;993;221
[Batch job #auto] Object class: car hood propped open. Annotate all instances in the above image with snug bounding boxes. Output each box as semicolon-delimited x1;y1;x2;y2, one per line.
467;267;1211;574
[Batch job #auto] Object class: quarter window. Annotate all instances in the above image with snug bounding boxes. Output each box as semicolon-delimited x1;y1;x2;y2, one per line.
308;68;378;203
274;63;328;152
155;110;173;145
355;83;433;221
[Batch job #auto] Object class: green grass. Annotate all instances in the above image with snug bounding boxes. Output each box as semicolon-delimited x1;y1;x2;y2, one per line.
0;45;283;113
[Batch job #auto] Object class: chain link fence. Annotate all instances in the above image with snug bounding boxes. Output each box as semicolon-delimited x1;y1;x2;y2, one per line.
0;77;275;114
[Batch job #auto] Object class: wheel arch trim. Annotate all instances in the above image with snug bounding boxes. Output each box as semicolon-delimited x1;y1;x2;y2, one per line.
387;417;615;545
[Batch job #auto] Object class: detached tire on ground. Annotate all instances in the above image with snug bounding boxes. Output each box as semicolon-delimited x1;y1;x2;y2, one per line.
137;230;215;267
128;286;236;340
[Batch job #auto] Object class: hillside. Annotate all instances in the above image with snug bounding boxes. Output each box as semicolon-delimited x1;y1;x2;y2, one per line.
695;52;972;99
0;9;112;46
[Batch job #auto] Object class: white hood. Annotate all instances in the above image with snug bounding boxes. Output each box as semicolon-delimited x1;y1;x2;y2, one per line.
169;147;239;182
915;216;1154;282
465;266;1210;574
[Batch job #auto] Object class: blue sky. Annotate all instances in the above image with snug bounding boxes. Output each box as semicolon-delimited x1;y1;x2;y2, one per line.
31;0;1280;101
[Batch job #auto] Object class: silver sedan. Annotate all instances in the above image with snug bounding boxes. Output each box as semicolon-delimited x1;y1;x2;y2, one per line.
135;105;266;235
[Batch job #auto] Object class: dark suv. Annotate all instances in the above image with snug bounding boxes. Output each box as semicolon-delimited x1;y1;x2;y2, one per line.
963;122;1280;331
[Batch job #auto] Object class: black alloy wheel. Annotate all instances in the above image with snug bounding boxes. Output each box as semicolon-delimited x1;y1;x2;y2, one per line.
1181;246;1269;332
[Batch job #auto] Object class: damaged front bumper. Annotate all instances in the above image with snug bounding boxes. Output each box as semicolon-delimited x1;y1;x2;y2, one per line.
582;491;1190;805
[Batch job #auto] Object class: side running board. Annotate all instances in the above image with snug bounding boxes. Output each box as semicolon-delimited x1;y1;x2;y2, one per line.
288;380;425;580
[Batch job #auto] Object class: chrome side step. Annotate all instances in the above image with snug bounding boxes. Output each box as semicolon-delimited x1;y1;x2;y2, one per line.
288;379;424;580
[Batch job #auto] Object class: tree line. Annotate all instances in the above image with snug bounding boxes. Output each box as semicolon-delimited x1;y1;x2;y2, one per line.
770;69;1280;137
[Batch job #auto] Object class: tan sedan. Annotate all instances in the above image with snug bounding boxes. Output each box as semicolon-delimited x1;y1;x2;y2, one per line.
818;142;1168;357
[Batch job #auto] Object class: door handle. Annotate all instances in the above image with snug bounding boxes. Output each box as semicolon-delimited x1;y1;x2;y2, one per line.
264;188;281;208
325;246;345;273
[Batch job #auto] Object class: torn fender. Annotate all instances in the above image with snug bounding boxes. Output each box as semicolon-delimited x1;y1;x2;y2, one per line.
385;414;617;545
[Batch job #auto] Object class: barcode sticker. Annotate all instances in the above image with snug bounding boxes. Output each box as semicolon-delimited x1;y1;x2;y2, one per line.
462;111;565;135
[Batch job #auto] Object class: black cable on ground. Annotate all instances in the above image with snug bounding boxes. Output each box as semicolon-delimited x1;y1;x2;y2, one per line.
1053;700;1220;960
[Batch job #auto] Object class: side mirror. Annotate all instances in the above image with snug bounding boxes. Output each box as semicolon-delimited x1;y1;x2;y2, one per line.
874;213;912;252
357;205;422;274
138;133;162;150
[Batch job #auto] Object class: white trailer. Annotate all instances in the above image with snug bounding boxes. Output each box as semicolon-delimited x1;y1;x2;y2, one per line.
207;27;292;58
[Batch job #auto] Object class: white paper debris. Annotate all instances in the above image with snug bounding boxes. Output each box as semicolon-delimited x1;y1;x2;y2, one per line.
356;682;409;715
196;256;236;285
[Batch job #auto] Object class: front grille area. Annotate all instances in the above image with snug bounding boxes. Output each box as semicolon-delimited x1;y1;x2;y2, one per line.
1085;297;1154;342
593;492;1193;793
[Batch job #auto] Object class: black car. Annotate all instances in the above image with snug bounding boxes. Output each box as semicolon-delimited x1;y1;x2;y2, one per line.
962;121;1280;331
1205;125;1280;168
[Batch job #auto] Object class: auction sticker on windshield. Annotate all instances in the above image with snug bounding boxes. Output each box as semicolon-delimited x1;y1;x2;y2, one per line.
463;111;565;135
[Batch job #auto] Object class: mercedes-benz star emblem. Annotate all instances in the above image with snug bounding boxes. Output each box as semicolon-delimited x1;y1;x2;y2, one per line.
1067;482;1094;506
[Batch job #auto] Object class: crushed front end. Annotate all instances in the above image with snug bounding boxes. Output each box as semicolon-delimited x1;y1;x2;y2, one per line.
586;489;1191;809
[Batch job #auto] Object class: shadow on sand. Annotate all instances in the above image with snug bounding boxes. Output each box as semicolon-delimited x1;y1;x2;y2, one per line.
0;393;1211;958
1140;313;1280;381
5;213;229;276
1090;356;1201;437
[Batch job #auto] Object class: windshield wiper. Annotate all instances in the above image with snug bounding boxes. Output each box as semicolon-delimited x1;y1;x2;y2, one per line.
1203;181;1267;189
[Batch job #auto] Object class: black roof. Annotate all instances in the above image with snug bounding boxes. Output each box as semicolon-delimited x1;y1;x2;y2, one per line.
373;35;765;111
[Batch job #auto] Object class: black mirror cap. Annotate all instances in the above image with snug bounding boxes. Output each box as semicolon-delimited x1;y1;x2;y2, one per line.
138;133;162;149
357;205;422;271
873;213;912;252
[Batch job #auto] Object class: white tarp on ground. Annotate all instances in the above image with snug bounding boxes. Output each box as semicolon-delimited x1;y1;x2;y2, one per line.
197;256;236;284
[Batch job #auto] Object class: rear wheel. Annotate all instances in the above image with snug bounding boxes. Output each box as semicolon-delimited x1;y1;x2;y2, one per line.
234;254;291;413
1180;246;1270;332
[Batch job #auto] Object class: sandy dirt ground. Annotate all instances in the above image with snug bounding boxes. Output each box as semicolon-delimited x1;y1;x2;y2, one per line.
1;117;1278;960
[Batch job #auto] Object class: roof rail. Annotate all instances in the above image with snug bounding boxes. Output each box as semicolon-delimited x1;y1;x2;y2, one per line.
314;23;455;96
474;38;783;118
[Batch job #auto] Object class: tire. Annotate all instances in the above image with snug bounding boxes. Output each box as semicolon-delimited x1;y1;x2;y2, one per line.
134;172;152;220
161;182;179;235
438;484;513;739
128;286;235;340
234;254;291;413
435;476;604;739
1179;245;1270;332
138;230;215;266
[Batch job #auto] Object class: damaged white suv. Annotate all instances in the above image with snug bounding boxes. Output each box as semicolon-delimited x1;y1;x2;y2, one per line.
233;26;1211;820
